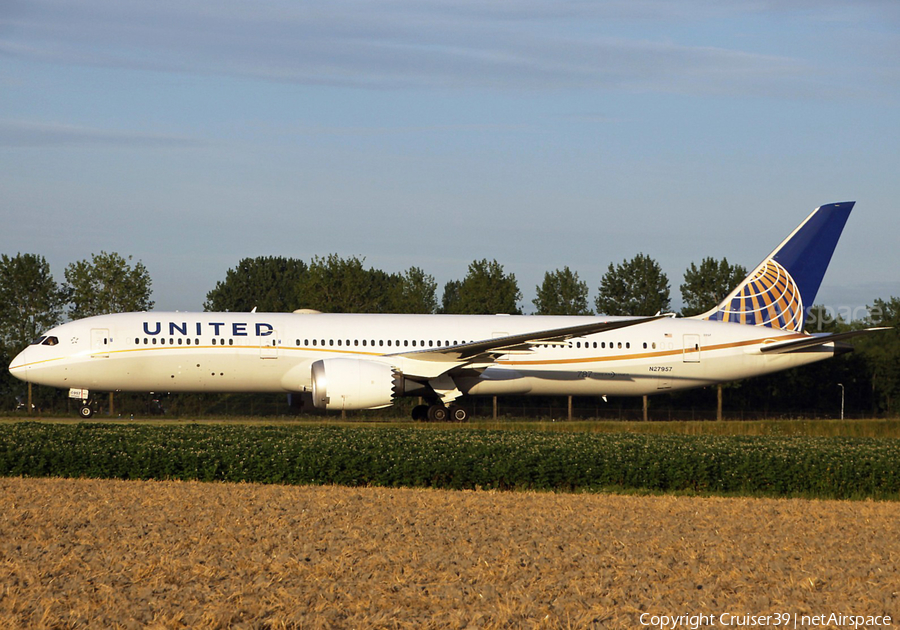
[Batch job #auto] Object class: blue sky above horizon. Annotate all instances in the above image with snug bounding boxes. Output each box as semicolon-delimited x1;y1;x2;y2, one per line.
2;0;898;315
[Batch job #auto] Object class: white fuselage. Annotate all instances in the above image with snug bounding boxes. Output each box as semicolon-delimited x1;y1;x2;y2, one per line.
10;311;831;401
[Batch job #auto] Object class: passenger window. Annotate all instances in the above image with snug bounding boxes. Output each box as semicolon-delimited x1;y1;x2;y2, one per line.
617;342;622;349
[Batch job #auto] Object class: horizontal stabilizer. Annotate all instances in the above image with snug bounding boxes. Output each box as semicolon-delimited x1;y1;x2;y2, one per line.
759;327;890;354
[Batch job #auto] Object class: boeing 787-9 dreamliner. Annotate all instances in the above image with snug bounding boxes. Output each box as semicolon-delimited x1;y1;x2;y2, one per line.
9;202;885;421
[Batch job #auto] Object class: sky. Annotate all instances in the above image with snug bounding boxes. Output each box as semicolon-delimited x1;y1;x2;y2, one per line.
2;0;898;317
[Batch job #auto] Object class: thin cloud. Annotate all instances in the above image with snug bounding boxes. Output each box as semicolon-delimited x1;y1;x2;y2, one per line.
0;0;841;97
0;120;207;148
267;122;532;138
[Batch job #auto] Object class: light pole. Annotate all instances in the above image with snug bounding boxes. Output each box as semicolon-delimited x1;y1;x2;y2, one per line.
837;383;845;421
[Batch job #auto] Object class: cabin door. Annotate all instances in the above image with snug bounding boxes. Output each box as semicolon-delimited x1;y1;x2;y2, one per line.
683;334;701;363
260;329;280;359
91;328;110;358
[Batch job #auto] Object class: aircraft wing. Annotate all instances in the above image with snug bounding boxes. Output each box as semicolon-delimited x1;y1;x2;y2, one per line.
759;327;890;354
390;316;666;365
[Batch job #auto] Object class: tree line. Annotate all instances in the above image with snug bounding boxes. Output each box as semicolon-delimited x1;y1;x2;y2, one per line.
1;251;898;417
202;253;738;318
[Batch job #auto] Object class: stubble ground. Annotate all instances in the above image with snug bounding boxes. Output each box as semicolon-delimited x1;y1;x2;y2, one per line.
1;477;898;628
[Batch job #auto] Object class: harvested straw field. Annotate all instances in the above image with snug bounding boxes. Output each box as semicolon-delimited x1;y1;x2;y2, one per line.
1;477;898;629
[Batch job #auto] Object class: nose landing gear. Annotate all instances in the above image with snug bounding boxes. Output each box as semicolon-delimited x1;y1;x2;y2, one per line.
70;388;94;419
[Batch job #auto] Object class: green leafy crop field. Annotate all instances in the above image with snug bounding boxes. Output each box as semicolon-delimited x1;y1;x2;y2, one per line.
2;423;898;500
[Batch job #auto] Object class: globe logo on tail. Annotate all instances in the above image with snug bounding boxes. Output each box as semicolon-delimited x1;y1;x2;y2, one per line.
707;259;804;332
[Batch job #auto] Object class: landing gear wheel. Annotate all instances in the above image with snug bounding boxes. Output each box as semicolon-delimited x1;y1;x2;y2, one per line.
411;404;429;421
79;405;94;419
448;404;469;422
427;404;449;422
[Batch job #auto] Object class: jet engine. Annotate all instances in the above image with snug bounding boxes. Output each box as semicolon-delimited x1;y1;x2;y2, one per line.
310;358;425;410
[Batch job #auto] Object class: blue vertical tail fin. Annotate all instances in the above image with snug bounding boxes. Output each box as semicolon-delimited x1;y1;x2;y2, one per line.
700;202;854;332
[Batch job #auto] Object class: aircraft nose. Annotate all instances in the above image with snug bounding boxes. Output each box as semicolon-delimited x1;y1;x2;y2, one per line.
8;349;30;382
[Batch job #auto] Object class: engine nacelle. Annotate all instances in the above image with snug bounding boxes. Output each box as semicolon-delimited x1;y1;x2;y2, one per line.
310;358;397;410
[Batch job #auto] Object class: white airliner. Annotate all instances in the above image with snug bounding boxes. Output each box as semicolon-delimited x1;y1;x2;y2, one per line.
9;202;884;421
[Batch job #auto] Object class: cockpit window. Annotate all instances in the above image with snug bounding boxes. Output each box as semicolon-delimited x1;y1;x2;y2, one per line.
42;336;59;346
31;336;46;345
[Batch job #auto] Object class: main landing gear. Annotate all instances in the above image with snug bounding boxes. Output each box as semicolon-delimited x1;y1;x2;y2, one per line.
411;403;469;422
